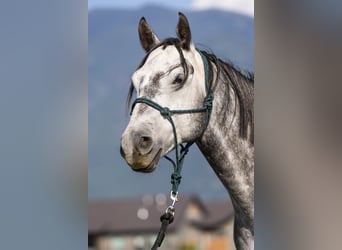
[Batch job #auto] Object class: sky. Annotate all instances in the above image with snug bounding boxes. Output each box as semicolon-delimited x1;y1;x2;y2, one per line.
88;0;254;17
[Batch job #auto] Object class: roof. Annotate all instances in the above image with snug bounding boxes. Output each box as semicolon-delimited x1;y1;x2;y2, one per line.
191;201;235;230
89;195;234;235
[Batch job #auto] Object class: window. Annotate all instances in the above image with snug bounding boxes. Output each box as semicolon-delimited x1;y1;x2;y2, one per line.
110;237;125;250
133;236;145;250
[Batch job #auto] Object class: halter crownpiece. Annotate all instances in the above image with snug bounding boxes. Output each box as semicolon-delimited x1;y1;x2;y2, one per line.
130;49;212;250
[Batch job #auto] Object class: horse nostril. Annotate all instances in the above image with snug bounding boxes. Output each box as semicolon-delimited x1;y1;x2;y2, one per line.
132;132;154;155
139;136;153;150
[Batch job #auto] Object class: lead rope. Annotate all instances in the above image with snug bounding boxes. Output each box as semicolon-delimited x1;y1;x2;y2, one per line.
130;50;211;250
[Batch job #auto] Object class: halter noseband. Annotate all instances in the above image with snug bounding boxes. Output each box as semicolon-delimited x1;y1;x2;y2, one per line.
130;49;212;197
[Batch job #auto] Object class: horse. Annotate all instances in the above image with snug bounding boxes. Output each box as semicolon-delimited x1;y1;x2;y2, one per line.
120;12;254;250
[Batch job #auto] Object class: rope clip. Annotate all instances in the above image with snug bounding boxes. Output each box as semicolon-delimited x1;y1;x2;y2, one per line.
165;191;178;216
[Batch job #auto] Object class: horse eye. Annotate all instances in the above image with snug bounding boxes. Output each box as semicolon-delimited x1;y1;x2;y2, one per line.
174;74;184;84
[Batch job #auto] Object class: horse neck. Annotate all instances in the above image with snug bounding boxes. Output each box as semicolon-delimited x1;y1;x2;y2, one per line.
196;65;254;219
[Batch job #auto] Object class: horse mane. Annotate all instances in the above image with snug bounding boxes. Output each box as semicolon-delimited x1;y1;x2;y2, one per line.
127;38;254;144
201;50;254;145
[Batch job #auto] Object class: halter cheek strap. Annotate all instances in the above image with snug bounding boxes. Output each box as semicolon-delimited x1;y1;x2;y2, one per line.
130;50;212;249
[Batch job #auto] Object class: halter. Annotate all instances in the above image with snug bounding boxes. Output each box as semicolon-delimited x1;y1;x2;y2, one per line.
130;50;213;249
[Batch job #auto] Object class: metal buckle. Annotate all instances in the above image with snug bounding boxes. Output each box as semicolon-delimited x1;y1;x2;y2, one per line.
170;191;178;206
165;206;175;216
165;191;178;216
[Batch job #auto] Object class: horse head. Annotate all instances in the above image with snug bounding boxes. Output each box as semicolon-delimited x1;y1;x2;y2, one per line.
120;13;208;173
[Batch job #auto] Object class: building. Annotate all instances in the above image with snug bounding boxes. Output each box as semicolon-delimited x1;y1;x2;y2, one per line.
89;195;235;250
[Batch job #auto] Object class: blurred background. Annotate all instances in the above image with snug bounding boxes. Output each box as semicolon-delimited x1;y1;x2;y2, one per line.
88;1;253;249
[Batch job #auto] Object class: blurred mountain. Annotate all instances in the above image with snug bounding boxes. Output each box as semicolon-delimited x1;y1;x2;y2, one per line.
88;5;254;201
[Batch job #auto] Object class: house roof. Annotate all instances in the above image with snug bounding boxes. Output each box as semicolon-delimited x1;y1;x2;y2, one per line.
89;195;234;235
191;201;235;230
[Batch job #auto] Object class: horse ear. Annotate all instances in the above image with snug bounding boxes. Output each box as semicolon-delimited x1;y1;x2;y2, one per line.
138;17;160;52
176;12;192;50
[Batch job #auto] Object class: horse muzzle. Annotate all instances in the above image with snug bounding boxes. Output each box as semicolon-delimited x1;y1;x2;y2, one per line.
120;129;162;172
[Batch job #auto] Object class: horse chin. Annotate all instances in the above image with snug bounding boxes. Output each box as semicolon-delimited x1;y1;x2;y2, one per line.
131;148;162;173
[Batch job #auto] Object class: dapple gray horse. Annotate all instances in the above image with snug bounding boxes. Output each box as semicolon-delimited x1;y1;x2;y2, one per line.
120;13;254;249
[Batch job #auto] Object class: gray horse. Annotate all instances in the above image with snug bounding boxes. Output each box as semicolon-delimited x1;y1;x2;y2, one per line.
120;13;254;250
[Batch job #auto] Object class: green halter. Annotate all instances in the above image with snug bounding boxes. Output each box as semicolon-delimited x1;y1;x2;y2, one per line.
130;50;212;198
131;50;212;250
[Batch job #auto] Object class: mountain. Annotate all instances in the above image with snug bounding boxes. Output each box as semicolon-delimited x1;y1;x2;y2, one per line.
88;5;254;201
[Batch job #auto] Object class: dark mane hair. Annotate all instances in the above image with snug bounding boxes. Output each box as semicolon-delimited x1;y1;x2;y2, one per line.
201;51;254;144
127;38;254;144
